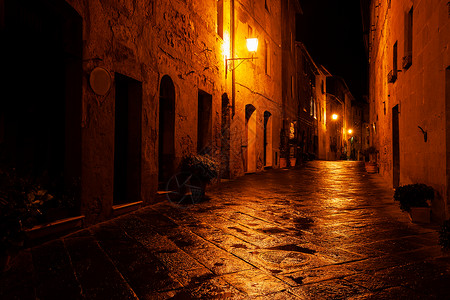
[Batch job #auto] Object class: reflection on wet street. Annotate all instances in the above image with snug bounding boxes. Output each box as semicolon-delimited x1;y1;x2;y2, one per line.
2;161;450;299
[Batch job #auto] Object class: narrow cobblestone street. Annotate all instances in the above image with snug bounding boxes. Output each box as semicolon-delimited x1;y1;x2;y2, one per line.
2;161;450;299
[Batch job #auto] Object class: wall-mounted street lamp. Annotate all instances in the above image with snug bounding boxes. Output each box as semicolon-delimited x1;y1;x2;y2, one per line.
348;129;353;134
331;113;338;120
225;38;258;79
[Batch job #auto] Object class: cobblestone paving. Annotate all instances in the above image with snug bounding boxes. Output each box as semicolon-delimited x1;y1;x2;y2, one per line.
2;161;450;299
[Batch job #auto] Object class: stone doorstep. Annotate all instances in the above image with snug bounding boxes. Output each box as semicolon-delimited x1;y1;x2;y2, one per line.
24;215;85;241
112;201;143;217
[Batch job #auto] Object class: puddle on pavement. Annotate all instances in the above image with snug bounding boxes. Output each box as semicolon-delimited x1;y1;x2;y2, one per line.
267;244;317;254
257;227;289;234
293;217;314;230
231;244;248;249
173;239;194;248
157;249;178;254
286;275;304;284
228;226;249;235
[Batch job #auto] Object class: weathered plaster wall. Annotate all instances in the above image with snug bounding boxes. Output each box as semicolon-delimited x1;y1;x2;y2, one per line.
64;0;284;223
229;0;282;176
369;0;450;221
316;74;327;160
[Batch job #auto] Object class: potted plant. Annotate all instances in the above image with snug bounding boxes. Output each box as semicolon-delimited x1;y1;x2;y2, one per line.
394;183;434;223
170;153;219;203
364;146;378;173
279;144;288;168
0;169;48;271
0;169;83;270
438;219;450;251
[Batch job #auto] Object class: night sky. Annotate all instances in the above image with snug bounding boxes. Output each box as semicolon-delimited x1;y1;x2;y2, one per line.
297;0;368;101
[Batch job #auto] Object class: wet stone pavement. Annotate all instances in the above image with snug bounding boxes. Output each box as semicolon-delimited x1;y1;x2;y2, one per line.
2;161;450;299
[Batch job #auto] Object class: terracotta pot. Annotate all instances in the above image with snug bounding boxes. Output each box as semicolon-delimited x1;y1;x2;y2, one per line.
280;158;287;168
290;158;296;167
0;254;11;272
409;207;431;223
365;162;378;173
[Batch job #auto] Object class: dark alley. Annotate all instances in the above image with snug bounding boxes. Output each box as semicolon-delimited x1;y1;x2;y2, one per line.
1;0;450;299
2;161;449;299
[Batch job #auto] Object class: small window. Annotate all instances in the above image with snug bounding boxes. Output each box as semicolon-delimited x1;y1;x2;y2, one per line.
291;76;294;98
265;40;270;75
403;6;413;69
290;31;293;53
217;0;224;38
389;41;398;83
393;41;398;75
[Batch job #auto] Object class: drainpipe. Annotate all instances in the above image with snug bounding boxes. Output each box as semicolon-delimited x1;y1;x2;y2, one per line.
231;0;236;117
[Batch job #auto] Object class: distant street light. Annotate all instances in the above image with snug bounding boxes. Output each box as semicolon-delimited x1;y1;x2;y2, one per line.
348;129;353;134
331;113;338;120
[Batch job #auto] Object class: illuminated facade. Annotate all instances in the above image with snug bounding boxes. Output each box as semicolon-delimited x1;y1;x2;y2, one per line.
362;0;450;221
0;0;290;224
281;0;302;166
295;43;320;161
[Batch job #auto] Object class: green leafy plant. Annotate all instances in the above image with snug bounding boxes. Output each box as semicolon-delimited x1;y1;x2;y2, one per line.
438;219;450;250
0;169;79;256
180;154;219;184
0;169;52;255
393;183;434;212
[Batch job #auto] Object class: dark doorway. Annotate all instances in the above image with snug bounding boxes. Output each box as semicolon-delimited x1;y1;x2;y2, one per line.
197;90;212;154
159;75;175;187
446;67;450;210
245;104;256;173
0;0;82;209
113;74;142;205
263;111;272;167
392;104;400;188
221;94;231;178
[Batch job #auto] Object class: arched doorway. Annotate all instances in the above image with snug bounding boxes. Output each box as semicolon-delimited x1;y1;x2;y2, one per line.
221;94;231;178
264;111;273;167
113;74;142;204
158;76;176;188
1;0;82;211
245;104;257;173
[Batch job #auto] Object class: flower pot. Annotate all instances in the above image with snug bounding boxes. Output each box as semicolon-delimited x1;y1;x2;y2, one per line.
365;162;378;173
290;158;296;167
280;158;287;168
409;207;431;223
0;254;11;272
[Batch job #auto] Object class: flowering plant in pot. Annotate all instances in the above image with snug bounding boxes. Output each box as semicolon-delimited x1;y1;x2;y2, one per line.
364;146;378;173
438;219;450;251
394;183;434;223
168;154;219;203
0;169;51;271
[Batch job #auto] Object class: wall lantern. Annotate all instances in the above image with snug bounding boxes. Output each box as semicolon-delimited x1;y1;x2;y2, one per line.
331;113;338;120
246;38;258;52
348;129;353;134
225;37;258;78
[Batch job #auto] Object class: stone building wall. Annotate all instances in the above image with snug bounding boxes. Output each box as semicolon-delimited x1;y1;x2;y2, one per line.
316;70;328;160
368;0;450;221
53;0;285;223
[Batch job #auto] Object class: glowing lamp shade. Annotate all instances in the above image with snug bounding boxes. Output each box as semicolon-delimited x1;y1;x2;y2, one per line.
331;114;338;120
348;129;353;134
246;38;258;52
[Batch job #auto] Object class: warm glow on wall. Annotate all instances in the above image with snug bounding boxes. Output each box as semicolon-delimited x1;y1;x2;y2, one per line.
332;114;338;120
222;31;230;58
246;38;258;52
